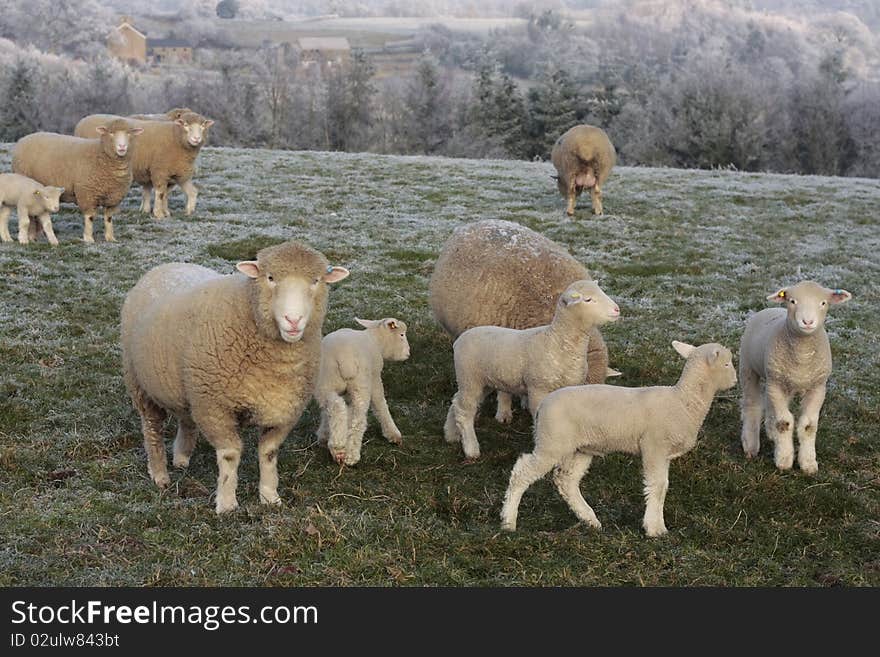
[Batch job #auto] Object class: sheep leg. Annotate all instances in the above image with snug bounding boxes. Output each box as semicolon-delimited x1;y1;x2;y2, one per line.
322;393;349;463
526;388;550;418
765;382;795;471
740;366;763;459
133;392;170;489
181;179;198;216
258;423;292;505
500;452;557;531
796;384;826;475
153;181;169;220
590;184;603;215
103;205;119;242
495;391;513;424
344;383;370;465
371;379;402;444
139;185;152;214
565;181;577;217
15;203;30;244
37;213;58;246
172;415;198;468
552;452;601;529
162;183;173;217
82;211;96;243
641;447;671;537
197;413;242;514
0;206;12;242
448;387;485;460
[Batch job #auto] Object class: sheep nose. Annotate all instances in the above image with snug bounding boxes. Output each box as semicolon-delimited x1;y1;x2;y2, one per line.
284;315;302;329
803;318;814;326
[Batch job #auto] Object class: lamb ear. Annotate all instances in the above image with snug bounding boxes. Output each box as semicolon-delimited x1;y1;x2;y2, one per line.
355;317;381;329
236;261;261;279
605;367;622;378
384;319;398;330
828;288;852;305
561;290;583;306
33;189;43;197
672;340;696;359
323;266;349;283
707;347;721;363
767;288;788;303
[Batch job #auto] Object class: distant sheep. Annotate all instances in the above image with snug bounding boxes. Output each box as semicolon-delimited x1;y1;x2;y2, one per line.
316;317;410;465
740;281;852;474
0;173;63;246
121;241;350;513
429;219;617;424
501;341;737;536
129;107;193;121
550;124;616;216
13;119;143;243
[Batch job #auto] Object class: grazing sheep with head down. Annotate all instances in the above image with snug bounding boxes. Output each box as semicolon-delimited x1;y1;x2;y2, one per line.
12;119;143;242
501;340;737;536
0;173;63;246
316;317;410;466
429;219;616;424
120;240;350;513
75;111;214;219
551;124;616;216
444;279;620;460
739;281;852;474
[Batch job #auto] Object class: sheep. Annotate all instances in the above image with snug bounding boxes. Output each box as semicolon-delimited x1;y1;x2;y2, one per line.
12;119;143;243
0;173;63;246
444;279;620;460
550;124;616;216
129;107;193;121
429;219;617;425
75;111;214;219
739;281;852;474
500;340;738;536
120;240;350;513
316;317;411;466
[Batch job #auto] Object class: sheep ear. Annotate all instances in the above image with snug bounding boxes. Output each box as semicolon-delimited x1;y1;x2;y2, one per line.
323;266;349;283
828;288;852;305
384;319;398;330
707;347;721;363
605;367;622;378
175;118;186;127
96;126;108;135
236;261;261;279
33;189;43;197
204;119;215;128
672;340;696;359
767;288;788;303
561;291;583;306
128;127;144;135
355;317;381;329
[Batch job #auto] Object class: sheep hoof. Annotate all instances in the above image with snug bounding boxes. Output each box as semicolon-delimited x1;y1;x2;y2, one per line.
344;456;360;466
386;432;403;445
500;521;516;532
462;455;480;464
152;472;171;488
644;524;668;538
172;454;191;468
259;490;282;506
800;461;819;476
215;498;239;514
331;450;346;464
566;210;574;217
83;236;95;244
105;236;116;243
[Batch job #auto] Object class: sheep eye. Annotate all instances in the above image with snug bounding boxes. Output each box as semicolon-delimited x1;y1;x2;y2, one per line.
585;298;593;302
789;299;796;305
267;274;274;282
313;278;320;285
821;301;827;307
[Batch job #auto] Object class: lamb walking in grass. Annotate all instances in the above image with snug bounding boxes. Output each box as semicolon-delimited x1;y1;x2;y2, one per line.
0;173;63;246
501;340;737;536
120;240;349;513
444;280;620;460
739;281;852;474
316;317;410;466
550;124;616;216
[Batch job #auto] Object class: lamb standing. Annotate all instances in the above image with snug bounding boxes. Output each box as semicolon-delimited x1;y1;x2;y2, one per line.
120;241;349;513
739;281;852;474
75;111;214;219
316;317;410;466
550;124;616;216
444;280;620;460
429;219;617;425
501;341;738;536
12;119;143;243
0;173;63;246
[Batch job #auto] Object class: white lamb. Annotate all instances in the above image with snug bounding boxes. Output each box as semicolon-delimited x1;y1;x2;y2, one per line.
501;341;738;537
316;318;410;466
739;281;852;474
444;280;620;460
0;173;63;246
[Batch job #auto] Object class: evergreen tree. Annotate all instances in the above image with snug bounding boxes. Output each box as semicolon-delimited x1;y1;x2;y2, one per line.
404;54;451;154
0;59;38;142
526;67;579;159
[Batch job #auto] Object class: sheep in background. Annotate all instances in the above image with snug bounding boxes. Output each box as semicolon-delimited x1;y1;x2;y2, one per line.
12;119;143;243
740;281;852;474
120;241;349;513
0;173;63;246
75;111;214;219
429;219;617;425
445;280;620;460
130;107;193;121
551;124;616;216
316;317;410;466
501;341;737;536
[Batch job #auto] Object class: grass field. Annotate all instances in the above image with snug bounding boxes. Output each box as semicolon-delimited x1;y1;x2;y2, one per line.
0;145;877;586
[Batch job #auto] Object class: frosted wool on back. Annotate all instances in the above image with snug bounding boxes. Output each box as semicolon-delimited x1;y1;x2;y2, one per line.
550;124;616;216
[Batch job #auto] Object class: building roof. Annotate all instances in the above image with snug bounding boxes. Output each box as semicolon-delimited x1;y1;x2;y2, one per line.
148;38;192;49
112;21;146;40
297;37;350;52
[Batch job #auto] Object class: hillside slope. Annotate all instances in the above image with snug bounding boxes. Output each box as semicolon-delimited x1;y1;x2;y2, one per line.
0;146;877;586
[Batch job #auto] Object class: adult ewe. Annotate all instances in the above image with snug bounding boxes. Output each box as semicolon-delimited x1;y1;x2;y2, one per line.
429;219;616;423
121;241;350;513
12;119;142;242
551;124;616;216
740;281;852;474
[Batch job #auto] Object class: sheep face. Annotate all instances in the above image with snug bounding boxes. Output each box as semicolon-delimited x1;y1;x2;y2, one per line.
673;341;738;390
237;256;349;343
357;317;410;361
175;113;215;148
558;280;620;326
35;187;63;213
97;121;143;158
766;280;852;336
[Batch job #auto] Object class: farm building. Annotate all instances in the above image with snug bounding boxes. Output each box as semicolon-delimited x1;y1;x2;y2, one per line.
147;37;194;65
107;17;147;65
298;36;351;69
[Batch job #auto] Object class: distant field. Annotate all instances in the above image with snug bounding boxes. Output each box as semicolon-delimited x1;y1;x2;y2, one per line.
0;145;877;586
